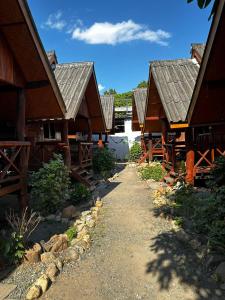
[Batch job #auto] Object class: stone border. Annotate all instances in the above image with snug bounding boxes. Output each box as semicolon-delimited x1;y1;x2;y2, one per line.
25;198;103;300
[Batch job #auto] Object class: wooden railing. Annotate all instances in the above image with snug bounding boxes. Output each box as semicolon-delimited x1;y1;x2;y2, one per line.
163;141;186;172
79;142;93;166
0;141;30;197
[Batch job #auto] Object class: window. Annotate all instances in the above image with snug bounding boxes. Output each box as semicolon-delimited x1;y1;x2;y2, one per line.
43;122;56;140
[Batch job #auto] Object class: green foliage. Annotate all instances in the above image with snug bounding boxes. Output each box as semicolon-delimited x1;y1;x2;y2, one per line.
70;183;91;204
208;156;225;187
104;88;117;95
139;163;166;181
30;154;71;215
174;216;184;227
93;148;115;178
129;142;142;161
1;233;25;264
114;92;132;107
65;227;77;243
137;80;148;88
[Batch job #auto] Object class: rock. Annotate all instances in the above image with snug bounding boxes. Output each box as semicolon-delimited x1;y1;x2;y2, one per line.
190;239;201;250
26;285;41;300
44;234;68;253
77;227;89;240
81;210;91;218
82;234;91;244
206;254;225;270
86;217;96;228
41;252;56;264
55;258;63;271
91;211;99;220
74;239;90;251
55;215;61;222
46;214;56;221
175;229;190;243
62;248;79;263
61;218;69;225
35;274;49;293
45;263;59;282
214;262;225;283
24;243;42;263
95;199;103;208
62;205;76;219
220;283;225;290
77;223;85;232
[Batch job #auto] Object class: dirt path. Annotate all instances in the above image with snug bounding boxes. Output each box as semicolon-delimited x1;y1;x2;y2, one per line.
42;165;223;300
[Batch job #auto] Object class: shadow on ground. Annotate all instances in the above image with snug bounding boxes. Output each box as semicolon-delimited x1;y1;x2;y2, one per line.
146;230;224;300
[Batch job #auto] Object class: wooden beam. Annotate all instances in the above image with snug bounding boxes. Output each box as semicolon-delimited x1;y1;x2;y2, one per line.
26;80;49;90
145;116;160;121
16;89;26;141
62;120;71;169
170;123;189;129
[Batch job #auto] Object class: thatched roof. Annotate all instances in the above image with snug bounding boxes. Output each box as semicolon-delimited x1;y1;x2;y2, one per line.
100;95;114;131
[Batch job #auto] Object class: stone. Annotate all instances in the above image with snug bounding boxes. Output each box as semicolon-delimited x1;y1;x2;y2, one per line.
214;262;225;283
45;263;59;282
55;215;61;222
220;283;225;290
61;218;69;225
26;285;41;300
77;223;85;232
81;210;91;217
24;243;42;263
175;229;190;243
62;248;79;263
55;258;63;271
35;274;49;293
190;239;201;250
41;252;56;264
62;205;76;219
74;239;90;251
86;218;96;228
206;254;225;270
44;234;68;253
77;227;89;240
46;214;56;221
82;234;91;244
91;211;99;220
95;199;103;208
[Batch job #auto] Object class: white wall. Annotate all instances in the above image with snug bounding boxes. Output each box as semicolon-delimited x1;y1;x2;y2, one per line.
108;120;141;160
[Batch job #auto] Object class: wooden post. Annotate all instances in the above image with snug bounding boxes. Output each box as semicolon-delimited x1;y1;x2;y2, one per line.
185;128;195;185
148;133;153;161
87;119;92;142
17;88;27;211
62;119;71;169
161;119;168;167
105;132;109;144
98;132;104;148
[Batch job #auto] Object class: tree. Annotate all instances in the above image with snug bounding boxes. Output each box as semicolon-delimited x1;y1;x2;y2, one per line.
104;88;117;95
137;80;148;88
187;0;218;19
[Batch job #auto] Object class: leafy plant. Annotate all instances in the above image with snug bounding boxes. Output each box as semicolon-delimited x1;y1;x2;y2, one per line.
70;183;91;204
30;154;71;215
93;148;115;178
65;227;77;243
139;163;166;181
129;142;142;161
174;216;184;227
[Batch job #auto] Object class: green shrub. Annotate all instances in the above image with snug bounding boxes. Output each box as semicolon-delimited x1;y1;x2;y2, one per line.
129;142;142;161
139;163;166;181
65;227;77;243
70;183;91;204
93;148;115;178
1;233;25;264
30;154;71;215
208;156;225;187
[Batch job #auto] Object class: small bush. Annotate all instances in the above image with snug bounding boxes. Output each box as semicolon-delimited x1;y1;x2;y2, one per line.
139;163;166;181
65;227;77;243
30;154;71;215
93;147;115;178
70;183;91;204
129;142;142;161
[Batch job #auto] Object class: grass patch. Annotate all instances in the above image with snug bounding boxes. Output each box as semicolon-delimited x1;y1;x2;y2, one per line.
139;163;166;181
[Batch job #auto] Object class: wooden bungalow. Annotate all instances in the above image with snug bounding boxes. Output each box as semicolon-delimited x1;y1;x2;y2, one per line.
144;59;200;183
186;0;225;184
132;88;163;163
0;0;66;209
28;61;106;187
100;95;115;146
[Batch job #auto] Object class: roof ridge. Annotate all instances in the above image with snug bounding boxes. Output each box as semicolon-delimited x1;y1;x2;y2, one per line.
150;58;193;66
56;61;94;68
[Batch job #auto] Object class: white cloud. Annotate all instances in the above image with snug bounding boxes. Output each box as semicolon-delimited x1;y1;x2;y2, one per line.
43;11;66;31
71;20;171;46
98;84;105;92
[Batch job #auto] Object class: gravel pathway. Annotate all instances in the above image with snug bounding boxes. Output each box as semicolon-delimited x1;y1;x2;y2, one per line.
41;165;224;300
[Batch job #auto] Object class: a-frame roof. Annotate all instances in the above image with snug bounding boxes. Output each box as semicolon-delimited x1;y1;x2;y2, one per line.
0;0;66;120
188;0;225;126
100;95;115;131
133;88;148;126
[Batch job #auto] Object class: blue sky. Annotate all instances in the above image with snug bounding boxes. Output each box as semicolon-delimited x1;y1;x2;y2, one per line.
28;0;212;93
